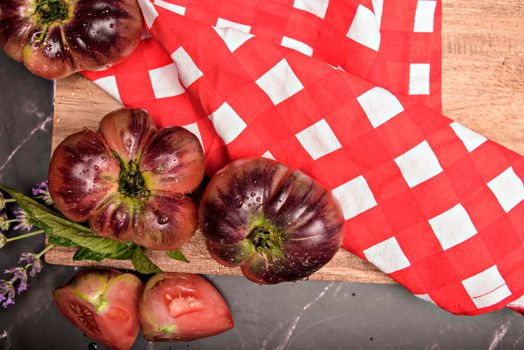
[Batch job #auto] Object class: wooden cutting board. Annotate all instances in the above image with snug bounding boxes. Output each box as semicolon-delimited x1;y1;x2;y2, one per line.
45;0;524;283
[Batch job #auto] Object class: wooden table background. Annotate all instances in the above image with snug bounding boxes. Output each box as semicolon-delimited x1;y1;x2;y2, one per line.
45;0;524;283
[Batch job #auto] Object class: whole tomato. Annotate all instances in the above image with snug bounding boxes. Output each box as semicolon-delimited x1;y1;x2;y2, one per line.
139;273;234;341
0;0;143;79
48;108;205;250
199;158;345;284
53;269;143;350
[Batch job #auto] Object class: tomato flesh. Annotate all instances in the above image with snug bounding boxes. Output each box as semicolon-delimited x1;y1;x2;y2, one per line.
139;273;234;341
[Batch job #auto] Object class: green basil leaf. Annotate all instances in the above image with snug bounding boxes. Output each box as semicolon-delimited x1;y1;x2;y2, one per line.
73;247;105;262
1;185;130;256
48;235;77;247
132;247;161;274
166;250;190;263
73;242;136;262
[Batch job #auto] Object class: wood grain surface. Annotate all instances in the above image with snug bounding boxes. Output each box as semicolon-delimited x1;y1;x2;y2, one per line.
45;0;524;283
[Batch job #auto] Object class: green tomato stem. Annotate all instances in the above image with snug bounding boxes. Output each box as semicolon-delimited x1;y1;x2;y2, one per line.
34;0;69;26
7;229;44;242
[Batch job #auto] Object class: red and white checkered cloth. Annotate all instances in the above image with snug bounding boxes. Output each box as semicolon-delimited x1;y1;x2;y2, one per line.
83;0;524;316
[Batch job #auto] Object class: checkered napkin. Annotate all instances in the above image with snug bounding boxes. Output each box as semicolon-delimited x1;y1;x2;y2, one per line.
83;0;524;316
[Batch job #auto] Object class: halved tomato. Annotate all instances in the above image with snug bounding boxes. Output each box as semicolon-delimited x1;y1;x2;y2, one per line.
53;269;143;350
139;273;234;341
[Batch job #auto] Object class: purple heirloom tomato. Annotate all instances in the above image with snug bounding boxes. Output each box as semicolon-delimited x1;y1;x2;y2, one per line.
48;108;205;250
0;0;143;79
199;158;345;284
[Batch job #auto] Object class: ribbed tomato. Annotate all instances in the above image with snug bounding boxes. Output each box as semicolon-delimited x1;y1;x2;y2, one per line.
48;108;205;250
199;158;345;284
0;0;143;79
139;273;234;341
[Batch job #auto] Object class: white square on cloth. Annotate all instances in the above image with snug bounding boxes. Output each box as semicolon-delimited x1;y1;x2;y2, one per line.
170;47;204;88
182;122;204;150
487;167;524;213
281;36;314;56
450;122;487;152
213;27;254;52
409;63;430;95
394;141;443;188
148;63;185;99
357;87;404;128
363;237;411;274
255;59;304;105
293;0;329;19
428;203;478;250
414;0;437;33
462;265;512;309
295;119;342;160
347;5;381;51
208;102;247;144
331;175;377;220
153;0;185;15
216;18;252;33
138;0;158;29
93;76;122;103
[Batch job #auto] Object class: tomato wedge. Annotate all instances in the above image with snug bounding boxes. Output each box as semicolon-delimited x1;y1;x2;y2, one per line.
53;269;143;350
139;273;234;341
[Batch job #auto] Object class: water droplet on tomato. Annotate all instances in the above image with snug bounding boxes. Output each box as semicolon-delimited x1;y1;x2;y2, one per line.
256;197;261;202
93;165;99;170
125;138;132;146
88;342;98;350
157;213;170;225
109;23;114;29
55;52;62;58
250;192;256;197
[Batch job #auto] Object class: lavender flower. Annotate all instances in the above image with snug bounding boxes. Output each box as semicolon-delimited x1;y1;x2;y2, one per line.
0;249;48;309
0;213;9;232
19;252;42;277
0;280;15;308
32;181;54;206
0;193;5;211
13;208;33;232
5;267;28;293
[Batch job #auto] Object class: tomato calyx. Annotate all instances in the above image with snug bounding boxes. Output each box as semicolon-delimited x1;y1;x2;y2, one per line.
33;0;70;27
247;219;284;259
113;151;151;199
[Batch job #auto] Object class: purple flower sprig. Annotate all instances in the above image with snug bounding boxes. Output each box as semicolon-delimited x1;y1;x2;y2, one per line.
12;207;34;232
0;192;15;211
31;181;54;206
0;244;54;308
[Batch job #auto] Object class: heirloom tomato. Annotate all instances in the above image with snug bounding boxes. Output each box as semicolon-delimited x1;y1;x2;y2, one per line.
48;108;205;250
0;0;143;79
199;158;345;284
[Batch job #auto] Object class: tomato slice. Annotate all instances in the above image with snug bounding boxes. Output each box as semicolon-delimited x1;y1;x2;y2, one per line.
139;273;234;341
53;270;143;350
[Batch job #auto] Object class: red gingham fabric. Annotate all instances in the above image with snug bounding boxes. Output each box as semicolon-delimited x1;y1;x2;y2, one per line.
83;0;524;316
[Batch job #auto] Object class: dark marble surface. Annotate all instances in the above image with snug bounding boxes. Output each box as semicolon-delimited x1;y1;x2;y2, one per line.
1;51;524;350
